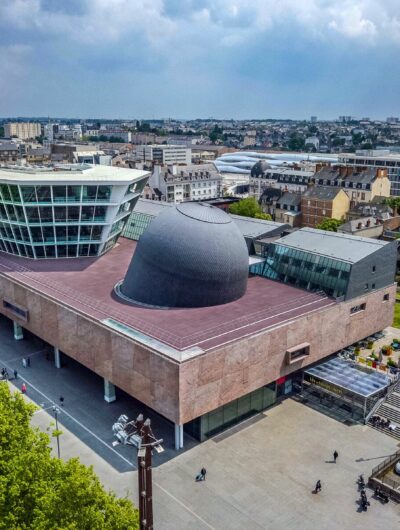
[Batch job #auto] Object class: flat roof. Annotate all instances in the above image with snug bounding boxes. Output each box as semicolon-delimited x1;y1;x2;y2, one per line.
0;164;149;185
0;238;335;360
305;358;390;398
276;227;389;263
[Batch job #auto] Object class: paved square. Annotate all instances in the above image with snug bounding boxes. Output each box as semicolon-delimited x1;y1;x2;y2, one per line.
31;397;400;529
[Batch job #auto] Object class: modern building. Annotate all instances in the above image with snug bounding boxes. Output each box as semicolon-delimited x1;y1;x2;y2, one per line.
149;163;222;203
339;150;400;196
301;186;350;228
50;144;107;164
88;130;132;143
0;164;149;259
122;198;289;254
4;122;41;140
0;203;395;448
135;145;191;165
252;227;397;299
312;165;391;203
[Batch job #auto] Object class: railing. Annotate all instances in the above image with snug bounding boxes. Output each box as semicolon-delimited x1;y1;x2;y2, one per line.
370;450;400;477
365;396;385;424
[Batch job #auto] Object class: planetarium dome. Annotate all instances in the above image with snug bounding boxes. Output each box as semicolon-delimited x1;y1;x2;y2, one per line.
118;202;249;308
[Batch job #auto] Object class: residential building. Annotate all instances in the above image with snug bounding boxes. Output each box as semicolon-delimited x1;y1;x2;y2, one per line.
274;192;302;227
338;217;384;238
301;186;350;228
249;167;315;200
149;163;222;204
0;164;149;258
312;165;391;203
4;122;41;140
0;204;395;447
25;147;51;165
0;143;20;163
305;136;320;150
339;150;400;196
135;144;191;165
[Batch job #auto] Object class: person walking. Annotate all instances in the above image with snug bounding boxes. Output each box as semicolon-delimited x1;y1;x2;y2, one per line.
315;480;322;493
333;450;338;463
13;369;18;380
59;396;64;407
21;383;27;394
200;467;207;481
26;357;31;368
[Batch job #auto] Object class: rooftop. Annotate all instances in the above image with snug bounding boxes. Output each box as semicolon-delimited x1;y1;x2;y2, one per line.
303;186;345;200
305;357;389;397
277;227;389;263
0;237;335;359
0;164;149;184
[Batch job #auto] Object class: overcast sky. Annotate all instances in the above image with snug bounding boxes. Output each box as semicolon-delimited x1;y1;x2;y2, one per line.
1;0;400;120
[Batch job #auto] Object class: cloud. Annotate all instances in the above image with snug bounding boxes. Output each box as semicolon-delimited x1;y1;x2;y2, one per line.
0;0;400;118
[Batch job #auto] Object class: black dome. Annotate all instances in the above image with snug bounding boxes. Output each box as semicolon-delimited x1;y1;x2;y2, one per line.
119;202;249;308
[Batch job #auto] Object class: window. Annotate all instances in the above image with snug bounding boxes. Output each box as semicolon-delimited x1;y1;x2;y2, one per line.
372;283;375;289
372;265;376;273
3;299;28;321
286;343;310;364
383;293;390;301
350;303;366;314
364;283;369;290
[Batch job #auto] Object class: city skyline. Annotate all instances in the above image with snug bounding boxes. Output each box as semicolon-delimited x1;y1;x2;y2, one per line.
1;0;400;119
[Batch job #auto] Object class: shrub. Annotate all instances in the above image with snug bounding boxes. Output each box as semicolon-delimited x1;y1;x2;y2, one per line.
367;341;374;349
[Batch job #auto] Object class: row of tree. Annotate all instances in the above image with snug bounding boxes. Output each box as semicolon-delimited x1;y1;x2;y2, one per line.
0;383;138;529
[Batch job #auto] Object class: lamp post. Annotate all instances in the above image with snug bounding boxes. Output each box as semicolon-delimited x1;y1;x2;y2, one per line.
52;405;61;459
112;414;163;530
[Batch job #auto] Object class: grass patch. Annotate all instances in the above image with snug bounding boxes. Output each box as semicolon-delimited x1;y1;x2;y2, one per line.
393;294;400;328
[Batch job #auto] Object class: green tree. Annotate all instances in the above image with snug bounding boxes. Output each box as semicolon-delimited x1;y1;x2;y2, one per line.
0;383;138;530
0;126;4;137
315;218;343;232
229;198;271;219
288;134;305;151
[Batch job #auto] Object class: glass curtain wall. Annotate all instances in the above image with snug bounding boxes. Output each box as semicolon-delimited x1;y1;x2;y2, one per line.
251;243;351;298
0;183;120;258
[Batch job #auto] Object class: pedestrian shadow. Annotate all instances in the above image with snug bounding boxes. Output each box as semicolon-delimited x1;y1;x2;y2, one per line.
325;460;336;464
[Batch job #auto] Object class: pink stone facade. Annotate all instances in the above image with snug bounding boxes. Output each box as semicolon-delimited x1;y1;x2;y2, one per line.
0;273;395;425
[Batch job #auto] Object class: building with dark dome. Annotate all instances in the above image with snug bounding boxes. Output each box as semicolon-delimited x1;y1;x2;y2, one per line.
119;202;249;308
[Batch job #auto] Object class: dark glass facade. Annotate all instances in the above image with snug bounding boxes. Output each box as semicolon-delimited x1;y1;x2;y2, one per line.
251;243;351;298
185;383;276;441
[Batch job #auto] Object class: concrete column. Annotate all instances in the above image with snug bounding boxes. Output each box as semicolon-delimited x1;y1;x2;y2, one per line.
54;347;61;369
174;424;184;450
13;322;23;341
179;424;184;449
104;379;116;403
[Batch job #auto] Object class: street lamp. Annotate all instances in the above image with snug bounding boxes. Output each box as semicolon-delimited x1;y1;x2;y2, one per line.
52;405;61;459
112;414;163;530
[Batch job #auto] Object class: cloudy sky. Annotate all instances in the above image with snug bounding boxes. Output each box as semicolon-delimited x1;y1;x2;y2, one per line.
1;0;400;119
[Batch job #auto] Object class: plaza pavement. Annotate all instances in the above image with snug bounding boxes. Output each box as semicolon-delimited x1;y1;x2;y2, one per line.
1;314;400;529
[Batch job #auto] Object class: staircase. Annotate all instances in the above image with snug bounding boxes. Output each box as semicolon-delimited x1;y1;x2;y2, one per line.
369;380;400;440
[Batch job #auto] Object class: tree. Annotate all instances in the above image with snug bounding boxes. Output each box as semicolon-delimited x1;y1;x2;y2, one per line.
0;383;138;530
288;134;305;151
229;198;271;220
315;218;343;232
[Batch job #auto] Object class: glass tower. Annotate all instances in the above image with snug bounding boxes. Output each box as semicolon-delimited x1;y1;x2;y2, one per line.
0;165;149;259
